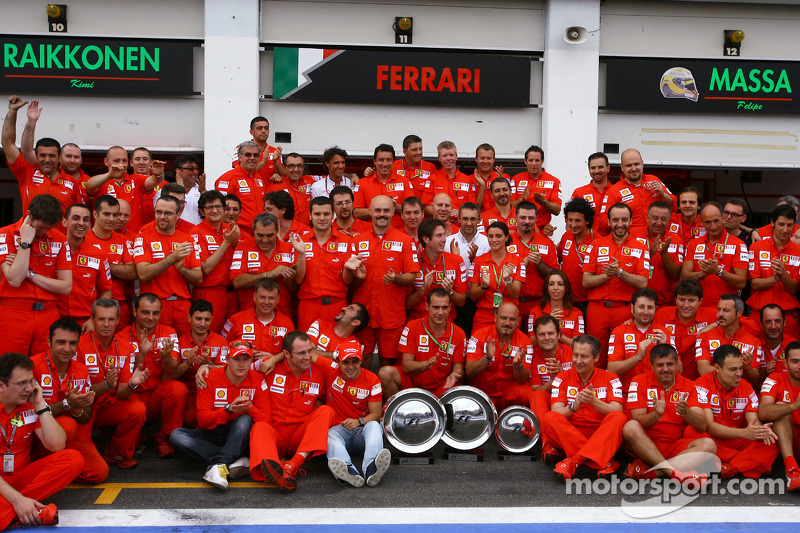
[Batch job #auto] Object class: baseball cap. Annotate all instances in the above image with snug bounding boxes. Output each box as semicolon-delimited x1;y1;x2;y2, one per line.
335;339;363;362
229;345;254;360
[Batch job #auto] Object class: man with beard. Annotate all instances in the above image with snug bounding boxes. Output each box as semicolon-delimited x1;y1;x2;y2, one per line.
382;288;466;399
466;302;534;410
571;152;610;225
349;196;419;369
406;219;467;321
474;143;511;212
607;288;672;390
582;203;649;365
331;186;371;237
630;201;683;306
481;178;517;232
355;144;412;229
57;204;112;329
680;202;748;309
622;343;715;481
306;303;370;357
598;149;676;234
695;295;762;383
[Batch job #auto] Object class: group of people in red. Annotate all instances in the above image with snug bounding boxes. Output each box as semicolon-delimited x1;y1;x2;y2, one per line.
3;93;800;527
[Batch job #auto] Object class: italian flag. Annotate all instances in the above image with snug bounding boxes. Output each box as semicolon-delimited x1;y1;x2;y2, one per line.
273;47;340;99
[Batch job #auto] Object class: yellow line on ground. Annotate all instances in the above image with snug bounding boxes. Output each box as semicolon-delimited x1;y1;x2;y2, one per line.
66;482;274;505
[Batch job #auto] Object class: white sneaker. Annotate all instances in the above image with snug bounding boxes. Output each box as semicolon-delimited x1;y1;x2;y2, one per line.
204;464;229;490
328;458;365;488
366;448;391;487
228;457;250;479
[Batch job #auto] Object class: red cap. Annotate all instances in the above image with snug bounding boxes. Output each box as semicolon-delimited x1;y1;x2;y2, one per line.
229;345;254;360
335;339;363;362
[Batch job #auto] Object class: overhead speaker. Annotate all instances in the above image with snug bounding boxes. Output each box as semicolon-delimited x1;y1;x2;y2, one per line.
564;26;587;44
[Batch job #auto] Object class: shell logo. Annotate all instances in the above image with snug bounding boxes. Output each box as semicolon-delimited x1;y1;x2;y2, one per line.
335;377;345;387
248;252;259;260
711;396;719;406
624;334;635;343
760;251;770;260
243;325;254;333
42;375;52;386
152;242;162;251
216;390;226;398
359;242;368;250
710;340;720;350
567;386;578;396
599;247;609;255
648;390;657;399
537;364;547;374
275;376;285;385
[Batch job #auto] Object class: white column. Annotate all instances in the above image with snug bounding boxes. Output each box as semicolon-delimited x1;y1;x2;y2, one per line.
204;0;261;181
541;0;601;235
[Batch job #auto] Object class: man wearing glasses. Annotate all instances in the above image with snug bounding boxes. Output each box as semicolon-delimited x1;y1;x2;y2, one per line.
215;141;266;235
133;196;202;336
191;190;241;334
173;155;205;225
266;153;315;227
0;352;83;528
722;199;755;248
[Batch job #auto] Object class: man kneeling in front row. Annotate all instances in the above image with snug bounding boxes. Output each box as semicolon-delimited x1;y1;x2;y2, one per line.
171;345;265;490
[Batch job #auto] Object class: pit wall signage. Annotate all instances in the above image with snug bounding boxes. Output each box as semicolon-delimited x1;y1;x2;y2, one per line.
1;36;195;96
273;47;532;107
604;57;797;114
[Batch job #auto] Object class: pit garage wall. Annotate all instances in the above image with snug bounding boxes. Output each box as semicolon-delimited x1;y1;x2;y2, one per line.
258;0;547;161
598;1;800;171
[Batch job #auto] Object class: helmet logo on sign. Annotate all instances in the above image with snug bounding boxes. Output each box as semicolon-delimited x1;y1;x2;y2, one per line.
660;67;699;102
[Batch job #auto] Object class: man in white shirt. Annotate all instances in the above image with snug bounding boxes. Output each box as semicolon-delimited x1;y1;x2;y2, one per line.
310;146;353;199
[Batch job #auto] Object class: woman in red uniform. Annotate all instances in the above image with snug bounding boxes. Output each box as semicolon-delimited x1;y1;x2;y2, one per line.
528;269;585;346
468;222;524;331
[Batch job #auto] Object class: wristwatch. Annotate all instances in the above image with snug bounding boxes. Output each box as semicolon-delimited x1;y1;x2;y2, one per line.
61;398;71;411
19;240;31;249
224;403;232;414
36;405;51;416
28;270;36;279
358;417;365;426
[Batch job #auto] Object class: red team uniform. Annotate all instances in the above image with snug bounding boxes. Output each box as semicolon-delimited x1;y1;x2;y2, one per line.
397;317;467;396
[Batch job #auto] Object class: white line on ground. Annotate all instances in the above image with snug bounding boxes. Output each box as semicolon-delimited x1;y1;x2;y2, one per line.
58;506;798;527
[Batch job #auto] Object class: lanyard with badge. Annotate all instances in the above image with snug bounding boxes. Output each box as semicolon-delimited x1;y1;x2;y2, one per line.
490;263;505;308
644;236;655;279
402;161;422;181
0;417;19;473
422;320;454;358
711;233;730;262
573;231;592;265
44;353;70;396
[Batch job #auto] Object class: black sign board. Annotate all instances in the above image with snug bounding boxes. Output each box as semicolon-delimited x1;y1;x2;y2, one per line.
274;48;532;107
604;57;799;114
0;36;195;96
